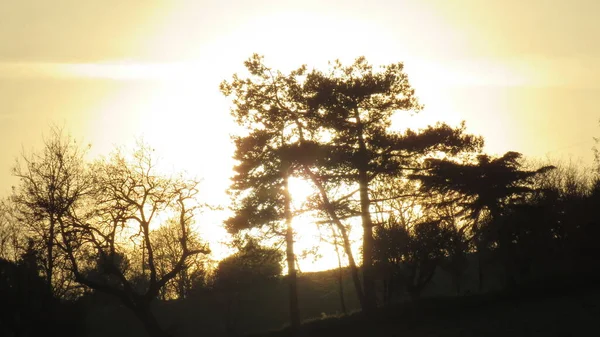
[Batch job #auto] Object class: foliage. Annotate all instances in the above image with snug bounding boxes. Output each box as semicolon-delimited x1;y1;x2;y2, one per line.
0;257;84;337
410;152;554;220
214;238;283;291
409;151;555;288
213;237;283;336
300;57;483;310
6;58;600;337
222;53;318;328
223;55;484;312
373;215;452;301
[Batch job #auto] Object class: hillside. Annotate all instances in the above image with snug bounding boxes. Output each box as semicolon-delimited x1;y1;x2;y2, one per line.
253;280;600;337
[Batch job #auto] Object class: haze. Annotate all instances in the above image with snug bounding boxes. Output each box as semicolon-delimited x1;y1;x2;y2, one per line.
1;0;599;270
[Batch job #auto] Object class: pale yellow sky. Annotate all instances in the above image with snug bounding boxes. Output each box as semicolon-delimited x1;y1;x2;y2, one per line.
1;0;599;270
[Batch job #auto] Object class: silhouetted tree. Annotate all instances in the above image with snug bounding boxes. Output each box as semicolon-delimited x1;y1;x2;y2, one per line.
214;238;283;336
410;151;554;289
10;126;90;298
514;160;600;278
373;206;452;302
328;226;348;315
314;222;350;314
13;141;208;336
223;55;483;313
0;200;23;262
435;203;471;296
0;251;84;337
221;54;312;329
215;238;282;290
375;168;477;297
152;219;209;299
297;57;483;310
0;256;51;336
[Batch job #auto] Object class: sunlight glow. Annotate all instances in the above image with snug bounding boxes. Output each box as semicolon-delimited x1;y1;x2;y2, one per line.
17;6;550;273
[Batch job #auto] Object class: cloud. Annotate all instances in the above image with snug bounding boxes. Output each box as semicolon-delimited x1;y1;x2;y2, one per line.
0;0;164;63
0;61;207;81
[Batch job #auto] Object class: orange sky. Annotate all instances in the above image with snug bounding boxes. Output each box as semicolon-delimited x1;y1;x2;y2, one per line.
1;0;599;270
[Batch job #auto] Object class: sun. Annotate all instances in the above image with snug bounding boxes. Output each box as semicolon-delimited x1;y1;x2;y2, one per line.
287;177;364;272
62;7;492;273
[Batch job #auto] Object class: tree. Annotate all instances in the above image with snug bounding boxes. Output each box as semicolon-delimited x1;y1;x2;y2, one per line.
514;160;599;279
214;238;282;336
223;55;483;313
151;219;209;299
14;142;208;336
434;202;471;296
302;170;368;310
297;58;483;310
313;221;351;314
214;237;282;291
0;200;23;262
0;249;84;337
372;198;452;302
410;151;554;289
221;55;311;329
10;126;90;297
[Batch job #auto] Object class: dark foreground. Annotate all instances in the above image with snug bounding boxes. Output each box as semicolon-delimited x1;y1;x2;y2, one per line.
252;281;600;337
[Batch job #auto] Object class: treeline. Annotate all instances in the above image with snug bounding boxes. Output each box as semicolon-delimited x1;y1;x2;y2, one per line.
1;55;599;337
373;157;600;302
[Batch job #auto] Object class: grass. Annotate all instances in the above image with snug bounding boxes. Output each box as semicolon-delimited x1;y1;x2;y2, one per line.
250;274;600;337
82;267;600;337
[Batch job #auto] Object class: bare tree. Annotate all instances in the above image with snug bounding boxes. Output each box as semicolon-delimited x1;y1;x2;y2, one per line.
57;143;210;337
152;218;209;300
0;200;24;262
10;126;90;297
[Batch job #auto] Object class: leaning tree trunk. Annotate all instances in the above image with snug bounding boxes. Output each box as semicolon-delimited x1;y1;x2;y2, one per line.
283;173;301;330
338;225;366;311
303;167;366;311
331;227;347;315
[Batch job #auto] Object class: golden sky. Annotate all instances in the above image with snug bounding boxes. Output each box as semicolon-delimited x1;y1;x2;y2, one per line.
1;0;599;270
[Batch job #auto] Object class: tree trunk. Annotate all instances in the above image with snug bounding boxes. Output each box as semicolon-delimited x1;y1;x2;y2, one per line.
383;268;394;306
477;250;484;293
383;277;389;306
358;168;376;312
454;272;461;296
302;167;366;310
336;263;347;315
133;303;170;337
224;293;237;337
178;274;186;299
355;112;377;313
498;228;516;289
47;215;55;296
339;226;366;311
331;227;347;315
283;174;301;330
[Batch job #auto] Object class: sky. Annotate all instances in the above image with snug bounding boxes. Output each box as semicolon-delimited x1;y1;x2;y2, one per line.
1;0;599;271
